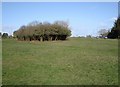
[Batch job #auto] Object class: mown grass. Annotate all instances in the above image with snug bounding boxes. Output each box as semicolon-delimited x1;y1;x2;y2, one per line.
2;38;118;85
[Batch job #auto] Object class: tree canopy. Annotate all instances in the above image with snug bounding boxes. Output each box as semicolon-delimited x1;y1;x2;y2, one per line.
0;32;1;36
2;33;8;38
107;17;120;39
14;20;71;41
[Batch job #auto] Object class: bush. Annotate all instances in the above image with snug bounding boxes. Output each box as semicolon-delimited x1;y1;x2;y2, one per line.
14;20;71;41
2;33;8;38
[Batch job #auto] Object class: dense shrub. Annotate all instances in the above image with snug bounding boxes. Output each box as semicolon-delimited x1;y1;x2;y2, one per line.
14;21;71;41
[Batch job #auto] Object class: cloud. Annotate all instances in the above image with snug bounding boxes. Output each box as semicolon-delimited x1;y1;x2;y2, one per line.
110;17;117;21
99;22;107;27
2;25;17;35
98;17;117;30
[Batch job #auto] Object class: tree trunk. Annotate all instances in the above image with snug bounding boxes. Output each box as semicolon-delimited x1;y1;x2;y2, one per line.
55;36;57;41
50;37;52;41
40;37;43;42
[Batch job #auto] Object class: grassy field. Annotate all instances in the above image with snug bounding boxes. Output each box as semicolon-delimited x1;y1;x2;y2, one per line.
2;38;118;85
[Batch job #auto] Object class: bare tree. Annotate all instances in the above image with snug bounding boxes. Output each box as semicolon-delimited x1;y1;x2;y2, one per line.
98;29;108;38
54;20;69;28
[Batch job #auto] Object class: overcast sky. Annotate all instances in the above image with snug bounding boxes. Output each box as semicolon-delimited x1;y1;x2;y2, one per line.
2;2;118;36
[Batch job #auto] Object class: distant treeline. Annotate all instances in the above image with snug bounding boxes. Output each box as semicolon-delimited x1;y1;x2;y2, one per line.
0;32;9;38
13;20;71;41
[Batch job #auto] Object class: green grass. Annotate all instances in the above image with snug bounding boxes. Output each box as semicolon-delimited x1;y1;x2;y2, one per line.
2;38;118;85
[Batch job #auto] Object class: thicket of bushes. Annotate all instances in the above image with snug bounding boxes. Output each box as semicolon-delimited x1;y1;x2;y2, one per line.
13;21;71;41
